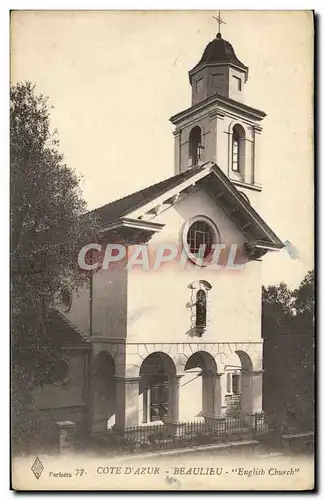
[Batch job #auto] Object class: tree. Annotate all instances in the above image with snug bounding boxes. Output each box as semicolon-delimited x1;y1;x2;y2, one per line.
11;82;98;444
261;282;294;338
262;270;315;337
293;270;315;332
262;271;315;432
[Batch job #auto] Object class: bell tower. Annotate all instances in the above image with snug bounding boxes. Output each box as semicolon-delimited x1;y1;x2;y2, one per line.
170;13;265;197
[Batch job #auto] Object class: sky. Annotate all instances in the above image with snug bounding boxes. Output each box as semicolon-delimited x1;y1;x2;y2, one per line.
11;10;314;288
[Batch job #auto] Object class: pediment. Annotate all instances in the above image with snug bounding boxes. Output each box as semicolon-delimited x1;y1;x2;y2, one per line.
93;162;283;256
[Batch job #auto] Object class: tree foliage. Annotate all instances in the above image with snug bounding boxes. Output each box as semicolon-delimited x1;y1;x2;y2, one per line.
11;82;98;440
292;270;315;331
262;270;315;337
262;270;315;431
262;282;294;336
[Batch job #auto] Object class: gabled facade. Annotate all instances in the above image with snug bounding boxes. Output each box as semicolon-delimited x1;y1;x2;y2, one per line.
34;27;283;434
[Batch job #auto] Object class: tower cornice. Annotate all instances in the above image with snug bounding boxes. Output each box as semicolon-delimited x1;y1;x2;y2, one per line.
170;94;266;126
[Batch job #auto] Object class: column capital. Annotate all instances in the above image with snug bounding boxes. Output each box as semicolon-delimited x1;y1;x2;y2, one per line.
114;376;140;383
204;370;224;378
168;374;183;380
252;370;264;375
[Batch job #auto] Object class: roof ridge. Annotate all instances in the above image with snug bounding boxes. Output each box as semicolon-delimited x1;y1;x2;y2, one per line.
89;165;208;224
122;164;212;217
90;168;200;216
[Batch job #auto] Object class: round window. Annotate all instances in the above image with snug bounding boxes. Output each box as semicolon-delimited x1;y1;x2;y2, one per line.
183;217;218;264
61;287;72;312
49;359;70;385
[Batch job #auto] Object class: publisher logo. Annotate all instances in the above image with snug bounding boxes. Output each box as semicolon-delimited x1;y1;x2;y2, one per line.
31;457;44;480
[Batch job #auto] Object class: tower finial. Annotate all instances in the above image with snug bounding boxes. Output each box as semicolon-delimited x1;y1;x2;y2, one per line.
212;11;226;38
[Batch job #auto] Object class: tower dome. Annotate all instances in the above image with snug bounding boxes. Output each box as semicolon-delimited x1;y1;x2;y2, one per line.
194;33;248;74
189;33;249;105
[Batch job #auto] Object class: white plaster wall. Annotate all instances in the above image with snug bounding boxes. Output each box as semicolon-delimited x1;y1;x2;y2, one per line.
236;186;260;211
58;282;90;336
58;264;127;339
92;264;127;338
59;187;262;345
127;188;262;344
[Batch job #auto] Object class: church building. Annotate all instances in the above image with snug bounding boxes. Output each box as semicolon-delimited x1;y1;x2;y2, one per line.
31;23;284;438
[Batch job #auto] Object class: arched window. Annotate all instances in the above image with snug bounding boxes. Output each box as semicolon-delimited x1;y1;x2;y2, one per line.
189;126;203;167
232;124;245;174
187;280;212;337
196;289;207;333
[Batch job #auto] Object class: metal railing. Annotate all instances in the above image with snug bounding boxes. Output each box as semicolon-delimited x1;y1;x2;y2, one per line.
90;412;267;454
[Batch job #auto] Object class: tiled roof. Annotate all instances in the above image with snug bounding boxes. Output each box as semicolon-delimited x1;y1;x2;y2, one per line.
90;167;202;224
46;310;90;348
196;34;248;71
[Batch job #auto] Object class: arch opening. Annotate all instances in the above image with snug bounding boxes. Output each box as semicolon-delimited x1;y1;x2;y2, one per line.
224;350;253;415
180;351;220;421
232;124;246;176
139;352;176;424
189;126;203;167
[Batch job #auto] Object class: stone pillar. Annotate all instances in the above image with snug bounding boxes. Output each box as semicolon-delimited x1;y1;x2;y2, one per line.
220;372;228;414
173;129;181;174
209;111;225;169
167;375;182;421
89;377;101;432
212;374;222;416
115;376;140;429
202;370;222;416
165;375;186;437
253;128;263;187
89;375;116;432
252;370;263;413
203;373;225;431
55;421;76;454
139;387;144;423
207;114;217;165
240;369;253;414
244;134;254;184
202;371;211;416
